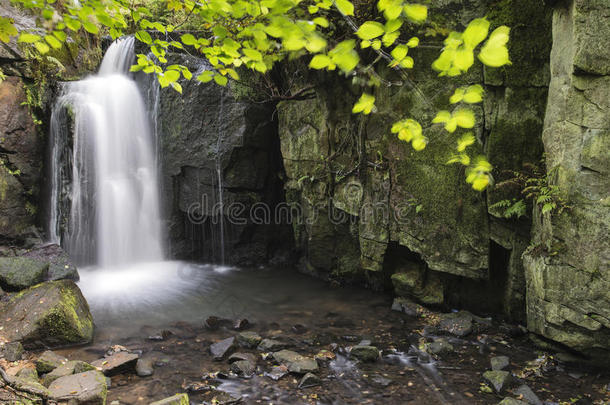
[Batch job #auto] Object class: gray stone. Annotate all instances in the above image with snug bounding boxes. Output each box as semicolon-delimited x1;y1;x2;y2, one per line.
514;384;542;405
272;350;318;374
438;312;474;337
228;352;257;364
150;393;189;405
0;280;93;349
498;399;528;405
0;257;48;291
92;351;139;376
491;355;510;371
136;358;154;377
257;338;287;352
0;341;24;361
42;360;96;386
230;359;254;377
264;365;289;381
349;345;379;362
48;370;108;404
391;297;430;318
36;350;68;373
298;372;321;388
16;366;38;381
210;337;235;360
236;331;262;348
483;370;512;393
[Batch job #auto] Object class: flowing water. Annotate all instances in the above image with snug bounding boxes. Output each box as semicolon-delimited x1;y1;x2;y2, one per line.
48;36;163;267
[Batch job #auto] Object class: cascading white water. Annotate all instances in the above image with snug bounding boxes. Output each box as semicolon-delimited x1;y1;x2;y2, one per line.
48;37;163;267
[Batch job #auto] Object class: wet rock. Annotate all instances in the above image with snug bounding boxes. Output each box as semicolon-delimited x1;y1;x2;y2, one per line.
371;374;393;387
234;318;250;330
483;370;512;393
272;350;318;374
292;324;308;334
48;370;107;404
210;337;236;360
298;372;321;388
391;297;430;317
42;360;96;386
341;335;360;342
105;345;129;356
514;384;542;405
314;349;336;361
0;341;24;361
23;244;80;282
350;345;379;362
136;358;154;377
200;389;241;404
36;350;68;373
230;359;255;377
204;316;233;330
264;365;289;380
92;351;139;376
148;334;165;341
438;311;473;337
236;331;262;348
257;338;287;352
491;355;510;371
426;338;454;356
10;374;50;397
150;393;190;405
1;280;94;349
0;257;48;291
228;352;257;364
499;399;528;405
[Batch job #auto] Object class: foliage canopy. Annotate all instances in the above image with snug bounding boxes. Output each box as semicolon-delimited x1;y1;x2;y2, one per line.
0;0;511;190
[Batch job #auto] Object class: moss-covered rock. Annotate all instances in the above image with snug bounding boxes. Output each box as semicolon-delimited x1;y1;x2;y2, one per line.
0;280;93;349
48;370;107;405
0;257;48;291
150;393;190;405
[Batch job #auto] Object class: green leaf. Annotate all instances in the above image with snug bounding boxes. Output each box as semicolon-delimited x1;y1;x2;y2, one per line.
384;19;402;33
403;4;427;22
171;81;183;93
335;0;354;16
432;110;451;124
44;35;62;49
135;30;152;44
457;132;475;151
356;21;385;40
34;41;50;54
0;17;18;43
454;47;474;71
64;17;81;32
164;69;180;83
352;93;376;114
309;54;331;69
382;31;399;47
197;70;214;83
18;33;41;43
450;87;465;104
82;21;99;35
478;26;511;67
462;18;489;49
453;108;475;129
243;48;263;61
181;33;197;45
305;34;327;53
463;84;484;103
406;37;419;48
214;74;228;86
313;17;329;27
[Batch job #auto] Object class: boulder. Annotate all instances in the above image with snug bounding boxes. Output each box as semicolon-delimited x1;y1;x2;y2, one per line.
150;393;190;405
23;244;79;282
0;257;48;291
92;351;139;376
36;350;68;374
0;341;24;361
48;370;107;405
16;366;39;381
438;311;473;337
272;350;318;374
349;346;379;362
41;360;95;386
0;280;93;349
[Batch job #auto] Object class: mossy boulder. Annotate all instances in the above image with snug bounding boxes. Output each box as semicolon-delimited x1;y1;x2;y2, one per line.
0;280;93;349
150;393;190;405
0;257;49;291
48;370;107;405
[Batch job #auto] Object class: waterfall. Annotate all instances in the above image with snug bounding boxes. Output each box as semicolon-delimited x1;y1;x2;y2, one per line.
47;37;164;267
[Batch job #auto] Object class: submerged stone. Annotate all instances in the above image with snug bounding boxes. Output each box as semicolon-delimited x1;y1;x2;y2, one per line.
298;372;321;388
491;355;510;371
92;351;139;376
48;370;107;404
230;359;255;377
0;257;48;291
438;311;473;337
514;384;542;405
257;338;287;352
272;350;318;374
236;331;262;348
136;358;154;377
426;338;454;356
483;370;512;393
150;393;190;405
0;280;93;349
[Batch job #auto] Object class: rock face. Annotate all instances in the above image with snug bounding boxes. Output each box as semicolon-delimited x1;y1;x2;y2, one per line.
276;0;551;321
523;0;610;359
146;53;293;265
0;280;94;348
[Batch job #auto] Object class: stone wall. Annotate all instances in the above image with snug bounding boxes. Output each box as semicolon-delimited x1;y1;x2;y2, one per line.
523;0;610;359
277;0;552;320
